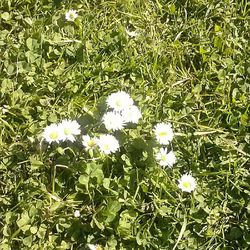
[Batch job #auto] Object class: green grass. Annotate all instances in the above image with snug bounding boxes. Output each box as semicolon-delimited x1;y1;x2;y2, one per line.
0;0;249;249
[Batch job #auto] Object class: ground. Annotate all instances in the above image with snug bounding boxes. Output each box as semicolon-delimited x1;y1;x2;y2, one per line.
0;0;249;249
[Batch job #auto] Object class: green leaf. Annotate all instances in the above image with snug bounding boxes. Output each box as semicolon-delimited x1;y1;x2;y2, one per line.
20;224;31;232
30;226;38;234
90;168;104;184
48;113;57;123
37;224;47;239
229;227;242;240
158;206;171;216
23;235;33;247
17;213;30;228
57;147;65;155
29;157;43;170
92;216;105;230
214;24;222;32
0;243;10;250
26;38;39;51
117;210;138;239
1;12;10;20
24;17;33;26
241;113;248;125
84;163;104;184
79;175;89;186
50;201;62;212
101;200;121;224
103;178;110;189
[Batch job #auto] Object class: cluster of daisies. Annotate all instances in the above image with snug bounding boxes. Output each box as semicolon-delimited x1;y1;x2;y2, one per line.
42;91;196;193
43;120;81;143
43;120;119;155
42;92;141;156
103;91;142;130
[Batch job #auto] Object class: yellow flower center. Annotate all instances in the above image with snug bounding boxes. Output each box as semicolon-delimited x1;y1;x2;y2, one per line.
49;131;58;140
183;181;191;189
69;13;75;19
159;131;167;137
88;140;96;148
104;144;110;150
115;100;122;107
64;128;71;135
161;155;167;161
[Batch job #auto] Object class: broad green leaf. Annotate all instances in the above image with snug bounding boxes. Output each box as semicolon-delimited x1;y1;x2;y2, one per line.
1;12;10;20
103;178;110;189
17;213;30;228
79;175;89;186
26;38;39;51
30;226;38;234
23;235;33;247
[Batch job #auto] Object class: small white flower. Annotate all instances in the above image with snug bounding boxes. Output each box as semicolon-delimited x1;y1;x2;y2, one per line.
178;174;197;193
43;124;63;143
121;105;142;124
65;9;78;22
1;105;9;114
82;135;98;150
74;210;80;218
97;134;119;154
156;148;176;167
88;245;96;250
106;91;133;111
58;120;81;142
125;29;138;37
102;112;125;131
88;244;102;250
154;123;174;145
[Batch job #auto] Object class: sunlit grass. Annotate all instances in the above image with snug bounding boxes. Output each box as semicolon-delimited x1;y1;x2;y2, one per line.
0;0;249;249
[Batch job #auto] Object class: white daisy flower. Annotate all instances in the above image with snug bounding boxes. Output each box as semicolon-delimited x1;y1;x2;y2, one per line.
97;134;119;154
121;105;142;124
102;111;125;131
125;29;138;37
178;174;197;193
88;244;102;250
58;120;81;142
88;245;96;250
156;148;176;167
65;9;78;22
43;124;63;143
74;210;80;218
106;91;133;111
154;122;174;145
82;135;98;150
